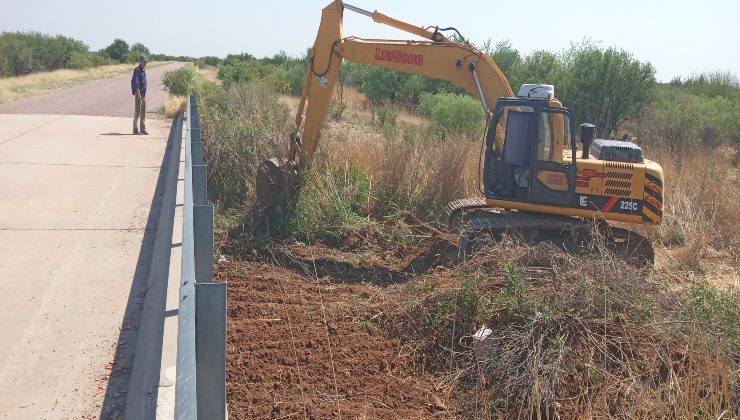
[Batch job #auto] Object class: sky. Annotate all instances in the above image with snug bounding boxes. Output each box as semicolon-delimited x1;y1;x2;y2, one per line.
2;0;739;82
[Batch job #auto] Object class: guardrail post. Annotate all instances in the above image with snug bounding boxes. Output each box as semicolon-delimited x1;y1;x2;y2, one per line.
195;282;227;419
193;204;214;283
191;142;204;166
192;165;208;205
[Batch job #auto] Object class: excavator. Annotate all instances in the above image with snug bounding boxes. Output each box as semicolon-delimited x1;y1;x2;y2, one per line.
256;0;664;265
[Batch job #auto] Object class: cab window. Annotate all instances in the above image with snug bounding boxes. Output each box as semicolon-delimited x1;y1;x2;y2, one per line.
536;112;554;161
537;110;572;163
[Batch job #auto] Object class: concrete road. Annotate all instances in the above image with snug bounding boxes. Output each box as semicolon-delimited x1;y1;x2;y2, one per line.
0;65;182;418
0;62;183;117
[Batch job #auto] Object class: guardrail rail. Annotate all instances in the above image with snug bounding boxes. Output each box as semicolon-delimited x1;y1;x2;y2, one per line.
175;95;227;419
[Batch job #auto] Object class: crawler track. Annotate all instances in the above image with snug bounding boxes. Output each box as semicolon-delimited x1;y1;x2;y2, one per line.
446;196;655;267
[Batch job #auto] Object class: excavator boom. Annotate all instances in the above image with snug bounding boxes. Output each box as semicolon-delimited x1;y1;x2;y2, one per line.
257;0;513;209
293;0;513;168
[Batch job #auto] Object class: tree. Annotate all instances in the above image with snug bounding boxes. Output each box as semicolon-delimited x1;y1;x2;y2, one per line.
358;66;407;105
103;39;129;63
519;50;562;87
2;37;33;75
484;39;523;88
130;42;150;56
558;41;656;135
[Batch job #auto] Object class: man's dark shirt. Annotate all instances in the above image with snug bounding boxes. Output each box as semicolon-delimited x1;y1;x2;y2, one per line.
131;66;147;97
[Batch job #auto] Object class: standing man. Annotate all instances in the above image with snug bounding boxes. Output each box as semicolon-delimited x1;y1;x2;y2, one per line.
131;55;148;135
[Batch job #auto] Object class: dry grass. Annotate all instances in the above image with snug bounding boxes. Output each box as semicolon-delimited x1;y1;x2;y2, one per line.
638;146;740;288
370;236;738;419
195;64;220;84
163;95;187;118
0;61;170;104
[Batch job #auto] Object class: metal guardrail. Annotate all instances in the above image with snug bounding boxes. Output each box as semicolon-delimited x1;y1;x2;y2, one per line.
175;96;227;419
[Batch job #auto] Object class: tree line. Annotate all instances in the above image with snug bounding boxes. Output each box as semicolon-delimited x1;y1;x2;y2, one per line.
174;39;739;148
0;31;194;77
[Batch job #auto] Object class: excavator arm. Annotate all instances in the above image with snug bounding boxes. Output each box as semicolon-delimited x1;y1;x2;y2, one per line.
291;0;513;168
256;0;514;210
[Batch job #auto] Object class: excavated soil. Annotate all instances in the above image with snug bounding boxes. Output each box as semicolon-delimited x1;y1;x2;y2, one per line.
217;236;459;419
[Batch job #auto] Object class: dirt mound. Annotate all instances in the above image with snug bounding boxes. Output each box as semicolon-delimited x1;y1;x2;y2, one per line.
218;261;454;419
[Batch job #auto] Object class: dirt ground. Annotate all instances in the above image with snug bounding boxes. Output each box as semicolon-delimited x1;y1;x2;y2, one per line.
216;243;457;419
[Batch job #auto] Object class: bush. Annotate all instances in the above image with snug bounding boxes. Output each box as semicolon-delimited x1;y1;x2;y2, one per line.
670;70;740;98
646;73;740;148
281;165;375;241
194;81;291;208
218;59;269;86
162;65;196;96
266;59;305;96
65;51;92;69
418;92;485;138
682;279;740;361
0;32;91;76
650;86;740;148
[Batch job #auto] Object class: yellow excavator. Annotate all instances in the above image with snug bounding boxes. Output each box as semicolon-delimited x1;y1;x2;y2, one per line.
257;0;664;265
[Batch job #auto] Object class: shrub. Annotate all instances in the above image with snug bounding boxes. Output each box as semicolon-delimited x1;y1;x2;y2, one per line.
194;81;291;208
375;102;398;128
649;85;740;148
0;32;92;76
162;65;196;96
682;279;740;360
671;70;740;98
218;59;269;86
266;59;305;96
418;92;485;138
359;66;406;105
65;51;92;69
281;165;375;242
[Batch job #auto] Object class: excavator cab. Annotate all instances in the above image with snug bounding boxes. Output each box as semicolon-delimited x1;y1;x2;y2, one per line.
483;85;577;208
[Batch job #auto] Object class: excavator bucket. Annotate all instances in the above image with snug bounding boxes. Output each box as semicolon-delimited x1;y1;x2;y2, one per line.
256;158;292;211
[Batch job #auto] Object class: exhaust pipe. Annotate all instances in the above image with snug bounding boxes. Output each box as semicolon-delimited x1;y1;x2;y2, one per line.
579;123;595;159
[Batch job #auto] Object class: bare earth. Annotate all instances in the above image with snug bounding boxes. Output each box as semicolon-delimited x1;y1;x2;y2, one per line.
0;62;184;117
0;64;182;419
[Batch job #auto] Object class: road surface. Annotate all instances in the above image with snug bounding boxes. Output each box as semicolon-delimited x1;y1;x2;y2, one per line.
0;62;182;117
0;62;184;418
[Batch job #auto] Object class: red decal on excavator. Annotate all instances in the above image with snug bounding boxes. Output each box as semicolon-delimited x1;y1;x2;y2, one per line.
601;196;619;212
375;48;424;66
582;169;605;178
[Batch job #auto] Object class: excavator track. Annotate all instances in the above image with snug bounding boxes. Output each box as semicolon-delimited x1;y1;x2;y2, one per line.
447;197;654;267
444;197;488;230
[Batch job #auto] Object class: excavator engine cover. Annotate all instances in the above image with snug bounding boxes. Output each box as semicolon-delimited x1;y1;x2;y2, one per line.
591;139;644;163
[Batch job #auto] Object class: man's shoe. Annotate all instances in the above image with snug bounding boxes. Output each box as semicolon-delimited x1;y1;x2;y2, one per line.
133;129;140;135
141;130;149;135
